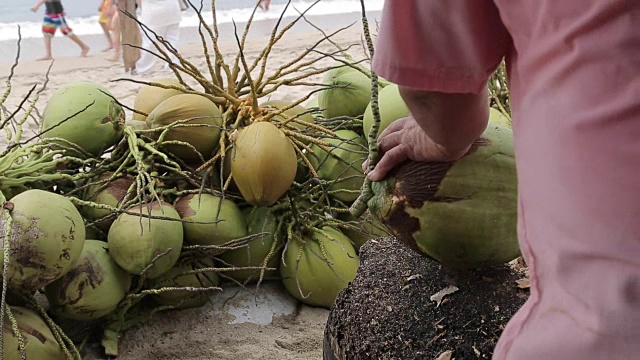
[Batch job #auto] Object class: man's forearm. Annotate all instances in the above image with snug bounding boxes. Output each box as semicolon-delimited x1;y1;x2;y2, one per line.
398;86;489;155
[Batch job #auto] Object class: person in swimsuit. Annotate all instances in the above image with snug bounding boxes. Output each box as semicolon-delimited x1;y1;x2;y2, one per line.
31;0;90;61
98;0;115;52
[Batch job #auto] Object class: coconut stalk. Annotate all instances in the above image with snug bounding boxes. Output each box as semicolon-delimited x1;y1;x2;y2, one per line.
349;0;382;218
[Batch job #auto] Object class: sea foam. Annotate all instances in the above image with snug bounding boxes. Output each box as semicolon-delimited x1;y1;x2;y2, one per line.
0;0;384;41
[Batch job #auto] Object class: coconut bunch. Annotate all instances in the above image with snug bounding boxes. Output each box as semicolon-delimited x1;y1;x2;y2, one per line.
0;7;386;360
77;1;399;306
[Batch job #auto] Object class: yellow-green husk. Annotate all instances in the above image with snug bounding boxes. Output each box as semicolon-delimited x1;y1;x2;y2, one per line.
45;240;132;320
108;202;183;279
281;227;359;308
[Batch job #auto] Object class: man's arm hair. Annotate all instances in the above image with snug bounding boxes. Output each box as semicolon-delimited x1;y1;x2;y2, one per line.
399;87;489;155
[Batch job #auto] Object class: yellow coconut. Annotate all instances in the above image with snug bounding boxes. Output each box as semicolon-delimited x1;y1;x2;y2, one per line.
231;122;297;206
133;78;185;121
147;94;223;161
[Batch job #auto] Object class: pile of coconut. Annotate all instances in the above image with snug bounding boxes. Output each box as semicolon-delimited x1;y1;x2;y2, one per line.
0;3;518;358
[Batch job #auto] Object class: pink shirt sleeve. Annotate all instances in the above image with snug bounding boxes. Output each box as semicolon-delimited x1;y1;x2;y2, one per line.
372;1;511;94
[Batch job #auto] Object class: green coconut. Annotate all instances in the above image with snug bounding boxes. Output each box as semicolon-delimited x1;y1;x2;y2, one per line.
218;207;281;282
174;194;247;247
309;130;366;203
108;202;183;279
126;120;150;131
362;84;410;142
0;190;85;293
41;82;124;157
82;174;134;232
147;93;223;161
3;307;66;359
318;66;372;119
305;96;323;120
132;78;184;121
231;122;297;206
261;100;315;140
281;226;359;308
489;107;512;128
368;125;520;269
306;96;320;110
339;211;391;251
45;240;131;320
146;257;219;310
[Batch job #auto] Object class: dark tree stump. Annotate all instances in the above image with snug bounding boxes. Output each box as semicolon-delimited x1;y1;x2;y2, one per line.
324;237;529;360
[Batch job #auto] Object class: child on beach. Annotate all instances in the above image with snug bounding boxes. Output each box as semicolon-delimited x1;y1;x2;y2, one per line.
31;0;90;61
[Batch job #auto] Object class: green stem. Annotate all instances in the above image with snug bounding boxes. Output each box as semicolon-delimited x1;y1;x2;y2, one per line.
349;0;381;218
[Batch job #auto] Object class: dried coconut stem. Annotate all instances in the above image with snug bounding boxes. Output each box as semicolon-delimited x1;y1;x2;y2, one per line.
350;0;381;217
186;0;219;86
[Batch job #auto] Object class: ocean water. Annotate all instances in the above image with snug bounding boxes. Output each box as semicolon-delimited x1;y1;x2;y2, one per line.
0;0;384;41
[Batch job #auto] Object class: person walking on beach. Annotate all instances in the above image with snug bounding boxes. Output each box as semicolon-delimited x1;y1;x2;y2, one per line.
258;0;271;11
132;0;182;75
98;0;115;52
370;1;639;359
106;1;122;62
31;0;90;61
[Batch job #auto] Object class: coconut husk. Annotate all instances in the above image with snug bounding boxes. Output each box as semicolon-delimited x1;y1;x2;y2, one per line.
323;236;529;360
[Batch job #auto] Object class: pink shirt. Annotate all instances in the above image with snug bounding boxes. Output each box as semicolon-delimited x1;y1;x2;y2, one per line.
373;1;640;359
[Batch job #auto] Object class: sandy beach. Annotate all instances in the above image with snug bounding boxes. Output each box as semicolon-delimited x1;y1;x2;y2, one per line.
0;10;380;360
0;11;379;140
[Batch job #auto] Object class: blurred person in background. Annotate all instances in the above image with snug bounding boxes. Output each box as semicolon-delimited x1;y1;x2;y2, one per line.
31;0;90;60
98;0;115;52
131;0;182;75
258;0;271;11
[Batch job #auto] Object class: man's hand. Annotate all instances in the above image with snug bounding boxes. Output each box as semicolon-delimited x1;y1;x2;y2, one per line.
366;116;470;181
365;87;489;182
